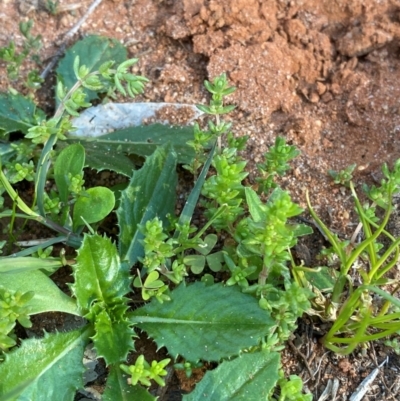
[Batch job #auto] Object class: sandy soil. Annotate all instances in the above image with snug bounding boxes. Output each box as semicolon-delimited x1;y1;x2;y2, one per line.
1;0;400;400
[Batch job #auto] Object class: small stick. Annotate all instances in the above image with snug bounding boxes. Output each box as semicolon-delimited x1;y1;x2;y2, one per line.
40;0;104;79
288;339;315;379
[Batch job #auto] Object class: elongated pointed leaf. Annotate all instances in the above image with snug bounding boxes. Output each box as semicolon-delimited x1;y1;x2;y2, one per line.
0;328;89;400
56;35;126;103
173;141;216;239
0;269;79;316
183;351;280;401
117;144;177;264
73;234;131;310
0;92;45;136
0;256;63;274
130;282;275;361
245;187;266;223
103;366;156;401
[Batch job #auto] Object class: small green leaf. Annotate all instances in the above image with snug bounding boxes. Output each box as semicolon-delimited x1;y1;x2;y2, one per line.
206;251;225;272
131;282;275;361
73;186;115;230
54;143;85;203
183;351;280;401
103;366;156;401
184;254;206;274
304;266;337;292
195;234;217;255
245;187;266;222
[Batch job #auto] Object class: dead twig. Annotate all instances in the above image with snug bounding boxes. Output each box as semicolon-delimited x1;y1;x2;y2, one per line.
288;339;315;380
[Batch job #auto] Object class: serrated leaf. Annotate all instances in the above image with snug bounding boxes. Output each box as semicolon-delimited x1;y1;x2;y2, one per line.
69;123;196;174
56;35;126;103
54;143;85;203
183;351;280;401
103;366;156;401
75;141;136;176
73;234;131;310
85;124;196;164
0;269;80;316
73;186;115;230
0;92;45;136
117;144;177;264
92;305;134;365
0;328;89;401
130;282;275;361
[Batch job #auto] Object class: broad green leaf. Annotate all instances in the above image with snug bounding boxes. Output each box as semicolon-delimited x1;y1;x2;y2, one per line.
0;256;63;274
103;366;156;401
117;144;177;264
0;328;89;400
54;143;85;203
130;282;275;361
73;234;131;310
73;186;115;230
79;124;196;165
0;92;45;136
92;305;134;365
56;35;126;103
183;351;280;401
0;269;79;316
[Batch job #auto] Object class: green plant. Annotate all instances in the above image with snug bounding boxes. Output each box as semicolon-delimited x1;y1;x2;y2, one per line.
0;20;42;86
0;35;314;400
302;160;400;354
44;0;60;15
328;163;356;187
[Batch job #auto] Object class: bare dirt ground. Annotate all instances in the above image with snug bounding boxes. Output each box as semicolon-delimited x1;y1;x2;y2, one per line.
1;0;400;400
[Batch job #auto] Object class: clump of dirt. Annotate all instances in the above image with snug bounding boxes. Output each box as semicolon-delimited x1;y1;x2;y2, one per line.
160;0;400;235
